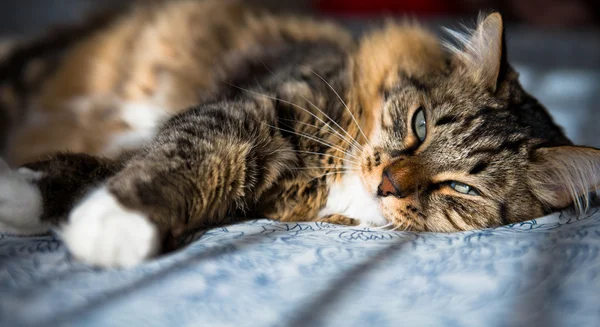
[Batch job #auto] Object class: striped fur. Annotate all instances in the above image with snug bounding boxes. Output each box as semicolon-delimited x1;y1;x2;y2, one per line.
1;2;599;266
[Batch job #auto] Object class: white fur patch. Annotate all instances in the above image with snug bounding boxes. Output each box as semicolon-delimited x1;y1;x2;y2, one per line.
101;102;169;157
0;162;48;235
62;186;160;268
318;172;388;227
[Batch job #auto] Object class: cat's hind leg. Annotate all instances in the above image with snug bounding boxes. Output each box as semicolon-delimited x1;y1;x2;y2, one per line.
0;159;46;235
0;153;121;235
0;153;156;267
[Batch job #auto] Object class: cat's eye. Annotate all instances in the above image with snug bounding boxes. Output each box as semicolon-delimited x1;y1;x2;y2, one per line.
449;181;480;196
412;108;427;142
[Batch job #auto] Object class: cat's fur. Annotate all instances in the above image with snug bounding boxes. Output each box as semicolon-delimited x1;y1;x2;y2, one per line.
1;0;599;267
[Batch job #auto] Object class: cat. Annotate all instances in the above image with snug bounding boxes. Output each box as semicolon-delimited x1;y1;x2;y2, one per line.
0;0;599;268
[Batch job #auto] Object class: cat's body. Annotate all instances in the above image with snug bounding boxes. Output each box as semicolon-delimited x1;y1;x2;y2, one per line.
1;0;599;268
0;0;354;165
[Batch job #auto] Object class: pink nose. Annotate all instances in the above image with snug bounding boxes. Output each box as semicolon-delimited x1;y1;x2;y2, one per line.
377;170;402;197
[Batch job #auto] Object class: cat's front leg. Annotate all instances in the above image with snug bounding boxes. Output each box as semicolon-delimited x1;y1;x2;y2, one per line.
62;186;161;268
63;102;296;268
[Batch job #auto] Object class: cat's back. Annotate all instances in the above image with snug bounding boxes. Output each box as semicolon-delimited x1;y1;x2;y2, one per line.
3;0;352;165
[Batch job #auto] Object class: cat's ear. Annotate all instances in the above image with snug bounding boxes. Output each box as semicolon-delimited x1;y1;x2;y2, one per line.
447;12;507;92
528;146;600;212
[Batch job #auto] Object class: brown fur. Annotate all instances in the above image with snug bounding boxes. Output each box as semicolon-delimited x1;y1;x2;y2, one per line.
3;0;352;165
2;1;600;261
352;21;447;140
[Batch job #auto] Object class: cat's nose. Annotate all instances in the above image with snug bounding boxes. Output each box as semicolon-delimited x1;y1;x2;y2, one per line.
377;170;404;198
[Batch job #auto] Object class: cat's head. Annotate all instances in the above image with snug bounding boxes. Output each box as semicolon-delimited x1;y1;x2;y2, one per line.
355;13;600;232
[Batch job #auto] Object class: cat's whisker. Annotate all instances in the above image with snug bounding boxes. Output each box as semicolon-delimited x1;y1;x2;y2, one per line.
307;68;372;147
306;170;349;183
263;123;361;160
266;124;360;161
367;222;394;230
271;149;360;166
277;93;363;153
289;167;359;170
226;83;361;159
280;119;355;160
298;99;364;151
259;61;364;152
277;118;362;154
391;220;408;232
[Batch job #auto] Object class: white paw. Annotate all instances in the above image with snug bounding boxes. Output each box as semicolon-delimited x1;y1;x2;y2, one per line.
0;160;48;235
62;187;160;268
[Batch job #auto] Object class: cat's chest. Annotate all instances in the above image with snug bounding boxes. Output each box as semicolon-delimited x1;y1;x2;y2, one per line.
318;173;387;227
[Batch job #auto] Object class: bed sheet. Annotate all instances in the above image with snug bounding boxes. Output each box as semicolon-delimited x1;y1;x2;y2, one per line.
1;209;600;327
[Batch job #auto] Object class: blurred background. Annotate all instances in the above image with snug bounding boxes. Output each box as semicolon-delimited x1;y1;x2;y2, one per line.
1;0;599;146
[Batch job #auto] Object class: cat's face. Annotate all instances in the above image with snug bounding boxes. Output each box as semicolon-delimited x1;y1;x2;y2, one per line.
357;13;600;232
361;71;552;232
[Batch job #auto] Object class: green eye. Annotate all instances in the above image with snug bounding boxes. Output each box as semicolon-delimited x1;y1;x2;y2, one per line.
449;181;480;196
412;108;427;142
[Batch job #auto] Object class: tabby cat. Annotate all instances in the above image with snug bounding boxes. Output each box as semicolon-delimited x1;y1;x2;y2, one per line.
0;0;599;268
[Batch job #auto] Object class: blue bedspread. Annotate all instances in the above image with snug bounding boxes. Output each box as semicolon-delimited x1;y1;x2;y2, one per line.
1;209;599;327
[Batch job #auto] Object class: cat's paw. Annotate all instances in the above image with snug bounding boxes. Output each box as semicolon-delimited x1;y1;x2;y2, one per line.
0;160;48;235
62;187;160;268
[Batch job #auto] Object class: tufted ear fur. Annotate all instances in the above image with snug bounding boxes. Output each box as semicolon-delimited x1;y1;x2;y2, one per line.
528;146;600;213
445;12;507;92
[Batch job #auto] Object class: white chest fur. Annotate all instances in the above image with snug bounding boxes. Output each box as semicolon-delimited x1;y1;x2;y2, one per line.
318;173;388;227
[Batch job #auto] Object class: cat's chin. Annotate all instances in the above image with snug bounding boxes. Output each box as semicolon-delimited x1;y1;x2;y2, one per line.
319;172;388;227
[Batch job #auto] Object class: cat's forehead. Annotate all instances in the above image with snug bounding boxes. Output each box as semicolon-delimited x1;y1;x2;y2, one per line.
430;87;532;158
